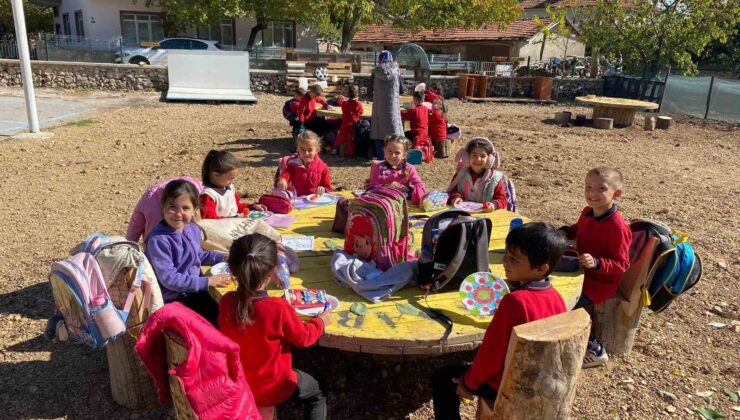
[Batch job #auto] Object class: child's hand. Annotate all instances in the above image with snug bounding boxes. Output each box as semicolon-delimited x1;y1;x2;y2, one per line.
276;178;288;190
317;309;333;326
208;274;233;288
578;253;596;269
252;203;268;212
316;186;326;195
451;197;463;207
452;377;473;400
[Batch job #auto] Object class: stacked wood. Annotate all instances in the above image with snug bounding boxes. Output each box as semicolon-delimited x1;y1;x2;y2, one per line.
478;309;591;419
554;111;572;125
594;117;613;129
656;116;672;130
644;116;656;131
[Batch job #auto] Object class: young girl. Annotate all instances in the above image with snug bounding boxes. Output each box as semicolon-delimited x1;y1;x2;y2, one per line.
428;99;447;146
297;84;330;136
200;150;266;219
276;131;333;196
447;137;508;210
334;85;364;157
425;83;443;103
401;91;429;143
219;233;332;420
145;180;232;326
365;135;426;205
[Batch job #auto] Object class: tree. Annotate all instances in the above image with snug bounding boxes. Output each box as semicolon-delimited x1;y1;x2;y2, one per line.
0;0;53;37
698;22;740;73
578;0;740;77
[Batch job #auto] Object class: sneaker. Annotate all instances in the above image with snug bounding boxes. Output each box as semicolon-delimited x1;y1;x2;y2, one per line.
43;314;63;341
582;343;608;368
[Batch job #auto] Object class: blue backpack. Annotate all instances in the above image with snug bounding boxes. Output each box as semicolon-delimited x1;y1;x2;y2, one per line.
282;99;299;125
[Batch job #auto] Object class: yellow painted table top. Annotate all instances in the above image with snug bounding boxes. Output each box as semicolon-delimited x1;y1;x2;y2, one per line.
211;194;583;355
575;96;659;109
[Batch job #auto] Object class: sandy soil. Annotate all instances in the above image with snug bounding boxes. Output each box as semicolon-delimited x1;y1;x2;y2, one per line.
0;90;738;419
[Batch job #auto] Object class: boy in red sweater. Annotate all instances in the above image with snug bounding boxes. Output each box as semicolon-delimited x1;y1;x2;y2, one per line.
562;166;632;368
401;91;429;143
297;84;331;136
431;222;568;419
334;85;364;157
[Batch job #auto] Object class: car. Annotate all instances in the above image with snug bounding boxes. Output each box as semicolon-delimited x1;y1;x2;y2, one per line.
116;37;222;66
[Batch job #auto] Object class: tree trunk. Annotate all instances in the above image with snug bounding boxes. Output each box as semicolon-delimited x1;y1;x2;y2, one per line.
480;309;591;420
247;19;266;48
594;117;614;129
340;6;364;52
590;48;599;78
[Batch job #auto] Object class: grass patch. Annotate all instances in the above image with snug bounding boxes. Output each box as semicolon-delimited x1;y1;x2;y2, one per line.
65;118;96;127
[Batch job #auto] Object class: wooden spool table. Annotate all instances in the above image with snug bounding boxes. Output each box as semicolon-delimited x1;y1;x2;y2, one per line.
316;104;373;120
210;196;583;355
575;96;659;127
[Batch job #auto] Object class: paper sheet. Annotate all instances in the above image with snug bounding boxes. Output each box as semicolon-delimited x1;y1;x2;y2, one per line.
282;235;315;251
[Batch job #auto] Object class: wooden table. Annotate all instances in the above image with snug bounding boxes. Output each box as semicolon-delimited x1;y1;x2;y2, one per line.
575;96;659;127
316;104;373;120
210;195;583;355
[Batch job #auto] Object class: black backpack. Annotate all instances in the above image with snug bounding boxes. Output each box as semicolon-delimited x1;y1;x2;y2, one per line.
417;210;492;292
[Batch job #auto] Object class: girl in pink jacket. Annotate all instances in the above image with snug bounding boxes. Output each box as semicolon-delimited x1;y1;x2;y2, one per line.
365;135;426;205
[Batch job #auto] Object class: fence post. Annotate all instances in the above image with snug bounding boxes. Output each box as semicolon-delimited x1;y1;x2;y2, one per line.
43;33;48;60
657;70;670;113
704;76;715;120
119;37;123;64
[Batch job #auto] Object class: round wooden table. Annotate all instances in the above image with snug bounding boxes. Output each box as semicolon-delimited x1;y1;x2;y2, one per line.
210;194;583;356
575;96;659;127
316;104;373;120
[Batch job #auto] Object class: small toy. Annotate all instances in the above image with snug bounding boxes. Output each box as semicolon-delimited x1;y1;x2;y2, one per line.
285;288;327;309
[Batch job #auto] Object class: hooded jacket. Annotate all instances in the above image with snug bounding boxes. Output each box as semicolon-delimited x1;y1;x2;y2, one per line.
370;61;404;141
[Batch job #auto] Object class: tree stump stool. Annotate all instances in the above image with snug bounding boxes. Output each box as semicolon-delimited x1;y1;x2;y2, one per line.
594;118;613;129
477;309;591;419
644;116;656;131
656;116;672;130
434;140;451;158
555;111;572;125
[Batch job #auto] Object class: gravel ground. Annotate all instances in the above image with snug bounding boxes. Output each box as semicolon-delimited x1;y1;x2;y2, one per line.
0;90;738;419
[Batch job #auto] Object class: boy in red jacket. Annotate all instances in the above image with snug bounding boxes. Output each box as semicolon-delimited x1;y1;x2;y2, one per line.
562;166;632;368
431;222;568;419
297;84;331;136
334;85;364;157
401;91;429;143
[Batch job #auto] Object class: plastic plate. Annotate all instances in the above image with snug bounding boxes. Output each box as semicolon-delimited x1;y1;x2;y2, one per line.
294;295;339;317
459;272;510;317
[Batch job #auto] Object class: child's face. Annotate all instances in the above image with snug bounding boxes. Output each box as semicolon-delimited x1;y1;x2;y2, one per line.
353;235;373;260
432;101;442;111
163;194;195;232
584;173;621;213
210;168;239;188
297;140;320;164
308;90;318;98
469;147;489;174
384;142;407;167
503;246;548;283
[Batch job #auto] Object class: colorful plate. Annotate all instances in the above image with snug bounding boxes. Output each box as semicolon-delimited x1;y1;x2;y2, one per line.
454;201;484;212
294;295;339;317
210;262;231;276
459;272;510;317
247;211;273;220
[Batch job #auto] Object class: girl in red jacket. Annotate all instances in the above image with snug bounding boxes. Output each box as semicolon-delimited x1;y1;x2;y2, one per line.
219;233;333;419
334;85;364;157
428;98;448;146
276;131;333;196
200;150;266;219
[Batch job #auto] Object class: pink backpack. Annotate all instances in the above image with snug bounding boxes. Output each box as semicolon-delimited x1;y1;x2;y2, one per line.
258;187;295;214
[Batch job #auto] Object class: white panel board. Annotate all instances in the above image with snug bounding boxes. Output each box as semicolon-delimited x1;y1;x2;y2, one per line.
166;50;257;102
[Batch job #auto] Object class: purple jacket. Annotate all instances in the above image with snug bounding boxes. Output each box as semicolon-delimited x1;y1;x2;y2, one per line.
145;221;224;301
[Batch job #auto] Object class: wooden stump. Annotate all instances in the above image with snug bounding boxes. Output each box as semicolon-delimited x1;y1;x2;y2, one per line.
594;118;613;129
644;116;656;131
656;116;672;130
479;309;591;420
554;111;571;125
165;330;198;420
575;114;587;126
592;105;637;127
434;140;450;158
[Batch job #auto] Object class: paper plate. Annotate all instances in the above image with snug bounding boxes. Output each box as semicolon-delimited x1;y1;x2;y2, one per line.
210;262;231;276
454;201;484;212
303;194;334;205
459;272;510;317
247;211;273;220
294;295;339;317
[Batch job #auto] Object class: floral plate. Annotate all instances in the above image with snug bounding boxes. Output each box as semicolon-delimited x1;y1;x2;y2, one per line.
459;272;510;317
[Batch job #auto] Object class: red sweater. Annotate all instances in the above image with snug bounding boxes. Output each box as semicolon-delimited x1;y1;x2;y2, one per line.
462;281;566;392
297;94;328;123
199;190;250;219
447;169;508;210
279;154;333;196
335;97;364;148
219;292;325;406
401;105;429;139
428;109;447;141
425;89;442;103
565;206;632;304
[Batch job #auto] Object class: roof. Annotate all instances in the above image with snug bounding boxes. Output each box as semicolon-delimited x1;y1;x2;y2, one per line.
353;19;552;44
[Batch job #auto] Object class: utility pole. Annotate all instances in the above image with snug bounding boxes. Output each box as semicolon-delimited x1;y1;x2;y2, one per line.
11;0;40;133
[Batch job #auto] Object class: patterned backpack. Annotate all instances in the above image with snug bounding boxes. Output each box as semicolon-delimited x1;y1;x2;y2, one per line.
343;187;411;271
414;137;434;163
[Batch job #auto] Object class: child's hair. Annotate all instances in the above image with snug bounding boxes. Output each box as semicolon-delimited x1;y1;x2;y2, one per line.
201;150;240;185
466;137;494;155
309;84;323;96
412;91;423;102
160;179;199;213
347;85;359;100
430;83;439;91
433;98;447;117
506;222;567;277
228;233;278;326
294;87;306;96
383;134;410;152
587;166;624;188
296;130;321;148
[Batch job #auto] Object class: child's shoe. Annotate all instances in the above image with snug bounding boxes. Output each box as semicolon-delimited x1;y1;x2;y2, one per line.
44;314;64;341
582;338;608;368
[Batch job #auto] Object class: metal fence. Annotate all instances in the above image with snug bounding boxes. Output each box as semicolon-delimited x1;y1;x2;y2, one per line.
660;76;740;123
0;38;38;60
603;75;666;103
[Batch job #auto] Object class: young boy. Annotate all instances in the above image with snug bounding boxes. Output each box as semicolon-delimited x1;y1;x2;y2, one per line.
431;222;568;420
283;87;306;141
401;91;429;143
562;166;632;368
297;84;330;136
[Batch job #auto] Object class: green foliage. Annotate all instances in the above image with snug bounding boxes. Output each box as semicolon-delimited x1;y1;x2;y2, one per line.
0;1;53;36
698;23;740;72
535;4;571;37
578;0;740;76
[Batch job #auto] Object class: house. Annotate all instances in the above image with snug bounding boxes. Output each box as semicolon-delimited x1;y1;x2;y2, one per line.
29;0;317;49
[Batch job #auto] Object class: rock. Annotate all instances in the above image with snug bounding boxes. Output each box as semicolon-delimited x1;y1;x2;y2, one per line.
717;260;727;269
666;405;676;413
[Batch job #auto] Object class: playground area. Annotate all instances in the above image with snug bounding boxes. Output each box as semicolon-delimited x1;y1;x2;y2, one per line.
0;90;738;419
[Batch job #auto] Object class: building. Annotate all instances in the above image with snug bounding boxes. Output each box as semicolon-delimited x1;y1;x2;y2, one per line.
29;0;317;49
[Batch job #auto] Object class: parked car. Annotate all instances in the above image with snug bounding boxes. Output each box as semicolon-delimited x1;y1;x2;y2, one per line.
116;37;222;66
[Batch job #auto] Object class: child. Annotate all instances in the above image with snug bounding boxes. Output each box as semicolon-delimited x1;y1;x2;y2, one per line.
297;84;330;137
446;137;507;210
431;222;567;419
364;135;426;205
401;91;429;143
145;180;232;326
334;85;364;157
219;233;332;420
200;150;266;219
562;166;632;368
284;87;307;140
425;83;443;103
428;99;447;146
276;131;333;196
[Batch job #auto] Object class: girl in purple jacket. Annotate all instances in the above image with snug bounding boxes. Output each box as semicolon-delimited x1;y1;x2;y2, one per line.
145;180;232;326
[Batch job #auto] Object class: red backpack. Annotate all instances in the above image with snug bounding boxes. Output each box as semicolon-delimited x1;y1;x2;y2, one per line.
258;188;295;214
414;137;434;163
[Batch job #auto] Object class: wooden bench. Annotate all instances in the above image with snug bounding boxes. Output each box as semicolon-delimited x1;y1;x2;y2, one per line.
477;309;591;419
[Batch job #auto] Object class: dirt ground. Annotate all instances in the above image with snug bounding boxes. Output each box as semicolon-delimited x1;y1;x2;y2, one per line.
0;90;738;420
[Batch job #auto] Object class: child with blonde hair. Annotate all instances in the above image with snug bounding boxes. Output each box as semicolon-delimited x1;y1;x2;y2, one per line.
276;131;333;196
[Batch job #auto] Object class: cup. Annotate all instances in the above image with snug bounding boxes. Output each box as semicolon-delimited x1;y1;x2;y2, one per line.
509;218;523;231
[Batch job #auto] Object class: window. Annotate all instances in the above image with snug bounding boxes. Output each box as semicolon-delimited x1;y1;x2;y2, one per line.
260;21;295;48
55;24;61;35
62;13;71;36
190;40;209;50
53;7;59;17
121;12;165;46
196;19;235;46
74;11;84;37
159;39;189;49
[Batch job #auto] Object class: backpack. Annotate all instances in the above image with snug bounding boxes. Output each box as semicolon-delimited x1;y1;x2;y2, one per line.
414;137;434;163
417;210;492;291
282;99;298;125
332;197;351;233
500;174;518;213
258;188;295;214
343;187;411;271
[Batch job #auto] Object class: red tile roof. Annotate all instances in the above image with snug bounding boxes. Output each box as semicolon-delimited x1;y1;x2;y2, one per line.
353;19;552;44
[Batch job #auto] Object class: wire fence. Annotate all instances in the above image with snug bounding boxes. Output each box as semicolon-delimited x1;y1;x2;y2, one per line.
660;76;740;123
